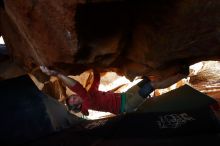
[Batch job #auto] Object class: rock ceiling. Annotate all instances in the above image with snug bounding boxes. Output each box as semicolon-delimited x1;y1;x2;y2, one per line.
1;0;220;91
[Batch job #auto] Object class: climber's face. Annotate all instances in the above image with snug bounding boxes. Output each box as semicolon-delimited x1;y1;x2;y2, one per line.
67;94;83;112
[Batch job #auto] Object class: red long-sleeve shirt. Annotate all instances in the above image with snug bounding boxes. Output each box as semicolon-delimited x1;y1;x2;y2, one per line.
69;73;121;115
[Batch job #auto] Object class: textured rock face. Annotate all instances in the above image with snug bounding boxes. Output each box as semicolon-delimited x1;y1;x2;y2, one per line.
189;61;220;101
1;0;220;82
0;0;80;71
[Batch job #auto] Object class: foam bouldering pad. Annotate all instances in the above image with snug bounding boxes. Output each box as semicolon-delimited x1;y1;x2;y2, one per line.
137;85;218;112
30;107;220;146
29;85;220;145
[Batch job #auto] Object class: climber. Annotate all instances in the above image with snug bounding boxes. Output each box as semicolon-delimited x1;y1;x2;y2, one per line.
40;66;157;115
40;65;188;115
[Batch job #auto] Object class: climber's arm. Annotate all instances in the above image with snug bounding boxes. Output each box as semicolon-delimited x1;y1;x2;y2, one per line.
40;66;77;88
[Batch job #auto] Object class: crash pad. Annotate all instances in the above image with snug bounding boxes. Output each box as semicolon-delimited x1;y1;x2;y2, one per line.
29;86;220;146
29;107;220;146
137;85;218;112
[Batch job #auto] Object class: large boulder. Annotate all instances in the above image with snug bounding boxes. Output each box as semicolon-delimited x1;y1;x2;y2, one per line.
1;0;220;83
189;61;220;102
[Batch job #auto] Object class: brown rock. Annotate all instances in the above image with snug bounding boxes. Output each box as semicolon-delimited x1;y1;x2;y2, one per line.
1;0;220;84
189;61;220;99
42;78;67;102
